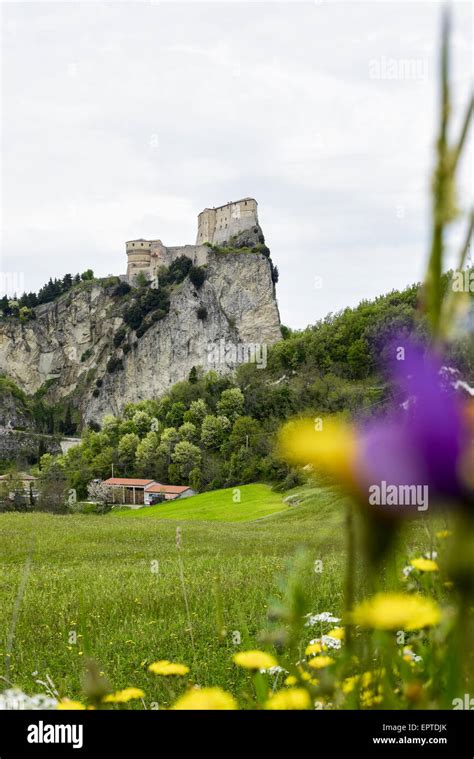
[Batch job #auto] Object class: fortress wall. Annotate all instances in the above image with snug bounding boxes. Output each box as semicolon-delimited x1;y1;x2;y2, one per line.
196;199;258;245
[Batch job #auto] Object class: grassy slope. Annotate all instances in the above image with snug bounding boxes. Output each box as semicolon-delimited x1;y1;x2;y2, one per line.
0;484;435;707
112;484;288;522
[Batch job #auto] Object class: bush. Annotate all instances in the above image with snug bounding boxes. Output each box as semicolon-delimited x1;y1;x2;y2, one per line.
81;348;93;363
95;378;103;388
92;388;100;398
113;326;127;348
197;306;208;320
189;266;206;289
113;281;131;297
107;357;124;374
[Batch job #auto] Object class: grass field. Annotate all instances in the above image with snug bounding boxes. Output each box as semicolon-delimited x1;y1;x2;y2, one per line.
0;483;435;707
112;484;289;521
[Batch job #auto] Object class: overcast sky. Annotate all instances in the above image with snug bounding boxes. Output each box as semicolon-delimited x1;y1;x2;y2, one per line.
1;1;472;328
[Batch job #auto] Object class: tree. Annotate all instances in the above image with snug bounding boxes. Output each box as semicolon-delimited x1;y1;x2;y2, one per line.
200;415;231;450
183;398;208;427
117;433;140;472
165;402;186;428
171;441;201;481
188;366;198;384
87;480;113;510
178;421;198;443
217;388;244;423
81;269;94;281
131;410;152;437
37;465;69;513
135;431;160;477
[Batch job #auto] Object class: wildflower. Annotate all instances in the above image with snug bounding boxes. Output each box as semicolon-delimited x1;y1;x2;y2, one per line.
102;687;144;703
278;417;358;487
305;612;341;626
305;642;322;656
321;634;343;650
356;342;472;510
410;557;439;572
327;627;344;640
436;530;452;539
350;592;441;631
402;565;414;578
307;656;335;670
57;699;86;710
260;665;286;676
172;687;237;710
233;651;277;670
265;688;311;710
402;647;422;664
148;660;189;676
284;675;298;686
425;551;438;560
360;690;383;708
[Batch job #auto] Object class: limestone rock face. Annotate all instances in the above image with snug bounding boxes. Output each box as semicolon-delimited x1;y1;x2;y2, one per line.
0;251;281;424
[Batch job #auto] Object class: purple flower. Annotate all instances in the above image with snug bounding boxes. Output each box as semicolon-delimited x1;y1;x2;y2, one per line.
355;341;469;510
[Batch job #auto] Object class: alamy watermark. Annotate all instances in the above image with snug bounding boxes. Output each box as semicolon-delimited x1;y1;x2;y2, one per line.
369;481;429;512
207;339;267;369
369;57;427;81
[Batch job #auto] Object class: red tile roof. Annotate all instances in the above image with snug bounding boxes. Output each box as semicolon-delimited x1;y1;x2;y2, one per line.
103;478;155;487
145;484;191;494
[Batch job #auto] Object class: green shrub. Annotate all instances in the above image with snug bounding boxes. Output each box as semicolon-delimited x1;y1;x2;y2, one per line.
189;266;206;289
107;356;124;374
197;306;208;320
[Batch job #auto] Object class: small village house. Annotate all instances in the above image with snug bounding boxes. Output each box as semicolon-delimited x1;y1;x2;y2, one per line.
102;478;196;508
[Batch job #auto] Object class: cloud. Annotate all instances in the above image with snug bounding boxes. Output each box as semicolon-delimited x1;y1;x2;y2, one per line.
1;1;472;327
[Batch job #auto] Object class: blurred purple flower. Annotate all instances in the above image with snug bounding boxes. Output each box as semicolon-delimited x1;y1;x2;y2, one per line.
356;341;470;508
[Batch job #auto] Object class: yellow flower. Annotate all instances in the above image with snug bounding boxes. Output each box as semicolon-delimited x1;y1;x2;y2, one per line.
265;687;311;710
342;675;358;694
327;627;345;640
350;593;441;631
148;660;189;676
102;687;145;703
305;642;322;656
436;530;452;539
278;417;357;486
284;675;297;686
57;699;86;710
307;655;335;670
410;558;439;572
360;690;383;708
172;687;237;710
232;650;277;670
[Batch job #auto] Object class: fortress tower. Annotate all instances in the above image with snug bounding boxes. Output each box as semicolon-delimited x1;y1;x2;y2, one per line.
196;198;258;245
126;198;259;284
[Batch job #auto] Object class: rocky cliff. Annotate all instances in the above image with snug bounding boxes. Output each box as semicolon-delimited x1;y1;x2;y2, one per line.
0;251;281;425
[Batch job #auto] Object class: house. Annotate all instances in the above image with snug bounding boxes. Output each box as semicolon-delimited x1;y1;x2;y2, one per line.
0;472;38;501
143;483;195;505
102;478;196;508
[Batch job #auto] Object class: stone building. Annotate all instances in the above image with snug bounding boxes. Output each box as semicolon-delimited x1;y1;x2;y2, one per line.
125;198;259;285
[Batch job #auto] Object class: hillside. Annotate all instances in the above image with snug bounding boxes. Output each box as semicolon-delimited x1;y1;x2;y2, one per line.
0;250;281;426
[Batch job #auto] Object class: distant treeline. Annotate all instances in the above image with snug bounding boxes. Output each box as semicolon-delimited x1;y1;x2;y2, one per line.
0;269;95;318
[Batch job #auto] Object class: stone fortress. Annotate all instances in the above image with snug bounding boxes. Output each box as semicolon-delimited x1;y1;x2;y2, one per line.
126;197;259;284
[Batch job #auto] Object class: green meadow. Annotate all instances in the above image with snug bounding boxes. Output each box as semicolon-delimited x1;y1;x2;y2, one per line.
0;483;437;708
112;484;289;521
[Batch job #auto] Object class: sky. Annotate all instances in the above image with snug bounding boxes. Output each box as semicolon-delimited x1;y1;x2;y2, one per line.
1;0;472;329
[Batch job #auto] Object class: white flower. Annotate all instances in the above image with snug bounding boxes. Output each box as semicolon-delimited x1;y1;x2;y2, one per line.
424;551;438;560
321;635;342;650
260;665;287;676
305;612;341;626
402;647;422;663
402;565;414;578
0;689;57;710
309;635;342;650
